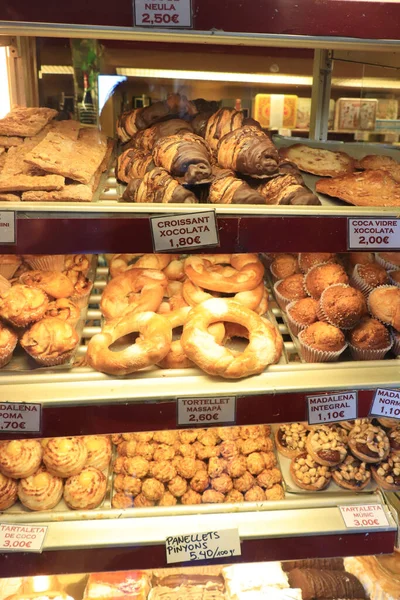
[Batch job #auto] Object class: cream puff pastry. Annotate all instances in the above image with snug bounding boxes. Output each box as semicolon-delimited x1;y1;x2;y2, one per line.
64;466;107;510
84;436;112;471
0;472;18;509
0;440;43;479
43;437;88;477
18;468;63;511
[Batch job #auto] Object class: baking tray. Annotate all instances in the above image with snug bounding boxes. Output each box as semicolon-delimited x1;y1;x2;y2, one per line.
1;255;98;372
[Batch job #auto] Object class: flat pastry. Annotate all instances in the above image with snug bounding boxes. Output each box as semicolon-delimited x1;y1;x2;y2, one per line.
0;321;18;367
0;284;49;327
45;298;81;327
64;466;107;510
18;468;63;511
0;439;43;479
20;270;74;299
21;185;93;203
279;144;354;177
0;472;18;509
290;452;331;491
371;452;400;491
357;154;400;183
43;437;88;477
316;169;400;207
275;423;309;458
84;436;112;471
306;425;347;466
0;107;57;137
348;423;389;463
344;554;400;600
0;136;23;148
20;317;79;366
332;455;371;490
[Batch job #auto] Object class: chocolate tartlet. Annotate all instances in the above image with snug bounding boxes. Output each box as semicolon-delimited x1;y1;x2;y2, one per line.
371;452;400;491
275;423;309;458
348;423;390;464
319;284;367;329
290;452;331;491
306;425;347;467
304;262;348;300
332;455;371;491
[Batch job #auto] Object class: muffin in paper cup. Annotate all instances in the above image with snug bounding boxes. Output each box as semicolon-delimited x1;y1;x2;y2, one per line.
391;328;400;356
298;329;347;363
388;269;400;288
23;255;65;272
0;323;18;368
375;253;400;272
367;284;400;327
286;299;318;336
350;264;375;297
348;340;393;361
0;256;21;280
0;275;11;295
273;280;291;311
70;282;93;309
317;283;367;330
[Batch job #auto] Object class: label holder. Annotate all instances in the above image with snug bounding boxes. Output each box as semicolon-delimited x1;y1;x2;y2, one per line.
369;387;400;419
0;211;16;245
348;217;400;251
177;396;236;428
339;504;390;529
306;392;358;426
0;523;48;553
133;0;193;29
150;210;219;253
0;402;42;434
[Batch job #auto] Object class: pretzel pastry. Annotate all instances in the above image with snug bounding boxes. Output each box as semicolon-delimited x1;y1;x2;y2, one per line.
184;254;264;293
306;426;347;466
100;268;168;320
180;298;282;379
332;455;371;491
109;253;172;279
182;279;265;311
348;423;390;464
290;452;331;491
86;311;172;376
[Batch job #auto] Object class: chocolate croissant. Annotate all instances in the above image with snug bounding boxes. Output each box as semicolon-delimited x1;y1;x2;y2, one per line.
209;170;265;204
122;168;197;204
134;119;193;153
153;132;212;184
116;148;155;182
257;174;321;205
205;108;244;154
116;108;143;142
217;125;279;178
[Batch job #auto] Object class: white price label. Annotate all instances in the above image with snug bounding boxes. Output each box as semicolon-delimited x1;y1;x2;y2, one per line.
177;396;235;426
0;402;41;433
134;0;192;28
0;212;15;244
339;504;389;529
150;210;219;253
369;388;400;419
0;523;47;552
166;528;241;564
348;218;400;250
306;392;358;425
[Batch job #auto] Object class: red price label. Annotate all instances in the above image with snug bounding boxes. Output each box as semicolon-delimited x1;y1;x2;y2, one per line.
134;0;192;28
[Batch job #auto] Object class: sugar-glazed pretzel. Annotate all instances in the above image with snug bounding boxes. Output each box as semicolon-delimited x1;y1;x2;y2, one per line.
109;253;173;279
184;254;264;293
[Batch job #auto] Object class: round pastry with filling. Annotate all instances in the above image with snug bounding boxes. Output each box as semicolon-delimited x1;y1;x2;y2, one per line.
275;423;309;458
21;317;79;366
348;317;392;360
0;473;18;509
306;425;347;466
0;439;42;479
304;263;348;300
84;436;112;471
0;321;18;368
298;253;337;274
371;452;400;491
43;437;88;477
0;284;49;327
64;466;107;510
290;452;331;491
319;284;367;329
332;455;370;491
368;286;400;331
18;468;63;511
340;418;371;431
348;423;389;464
298;322;347;363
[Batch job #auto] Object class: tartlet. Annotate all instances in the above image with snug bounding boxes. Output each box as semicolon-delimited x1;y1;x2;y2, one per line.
298;322;347;363
275;423;309;458
18;468;63;511
340;418;371;431
348;316;392;361
371;453;400;490
298;253;337;274
388;426;400;456
64;466;107;510
0;439;43;479
332;455;371;491
274;274;307;310
348;423;390;464
286;298;319;336
290;452;331;491
0;284;49;327
20;270;74;299
304;262;348;300
43;436;88;477
0;473;18;509
270;254;299;280
368;286;400;330
318;284;367;329
306;425;347;466
0;321;18;368
351;263;389;296
20;317;79;366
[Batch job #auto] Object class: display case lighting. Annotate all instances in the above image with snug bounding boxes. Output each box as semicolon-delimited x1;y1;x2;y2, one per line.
0;47;10;118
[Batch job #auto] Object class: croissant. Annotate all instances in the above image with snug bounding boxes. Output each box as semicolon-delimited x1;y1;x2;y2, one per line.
122;168;197;203
217;125;279;178
116;148;155;182
257;174;321;205
209;170;265;204
278;158;305;183
116;108;143;142
133;119;193;153
205;108;244;154
153;132;212;184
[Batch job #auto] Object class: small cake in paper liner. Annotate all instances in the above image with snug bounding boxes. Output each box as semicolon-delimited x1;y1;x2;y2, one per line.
391;327;400;356
376;251;400;271
348;316;392;361
0;321;18;368
304;261;348;300
350;262;389;296
286;298;319;336
368;285;400;330
298;322;347;363
274;275;307;312
318;283;367;330
389;269;400;288
0;254;21;279
23;254;65;272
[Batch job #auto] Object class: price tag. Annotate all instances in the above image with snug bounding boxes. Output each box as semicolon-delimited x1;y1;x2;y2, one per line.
369;388;400;419
177;396;235;427
0;524;48;552
166;528;241;564
348;218;400;250
306;392;357;425
0;402;41;433
0;212;15;244
150;210;219;253
339;504;389;529
133;0;192;28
